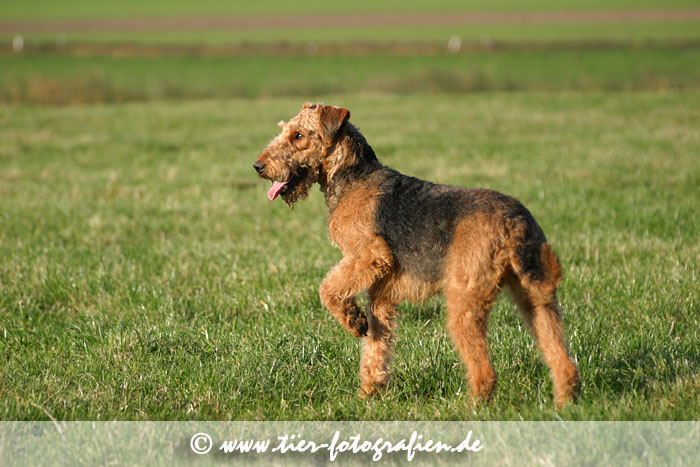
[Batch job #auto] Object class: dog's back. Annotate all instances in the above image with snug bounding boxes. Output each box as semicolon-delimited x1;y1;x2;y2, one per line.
374;167;550;288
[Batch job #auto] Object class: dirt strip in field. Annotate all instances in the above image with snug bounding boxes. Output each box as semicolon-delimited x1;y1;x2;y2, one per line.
2;9;700;33
3;39;699;59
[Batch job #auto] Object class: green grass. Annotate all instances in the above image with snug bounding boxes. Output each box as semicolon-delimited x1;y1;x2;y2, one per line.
1;91;698;420
2;0;698;20
2;46;698;104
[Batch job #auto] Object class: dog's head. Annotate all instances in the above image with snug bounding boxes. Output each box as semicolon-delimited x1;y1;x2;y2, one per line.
253;103;350;206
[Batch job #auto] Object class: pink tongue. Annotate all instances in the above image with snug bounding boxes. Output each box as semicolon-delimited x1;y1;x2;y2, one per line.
267;181;289;201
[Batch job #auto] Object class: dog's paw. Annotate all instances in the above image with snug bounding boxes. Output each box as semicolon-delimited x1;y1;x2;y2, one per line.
346;308;368;337
357;387;374;399
358;381;387;399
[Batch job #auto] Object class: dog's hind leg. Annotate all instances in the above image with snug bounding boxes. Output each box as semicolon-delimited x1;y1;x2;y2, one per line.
444;219;511;405
508;243;580;408
445;272;503;405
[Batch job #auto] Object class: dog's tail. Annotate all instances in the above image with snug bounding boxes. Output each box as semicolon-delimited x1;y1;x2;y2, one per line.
538;243;562;295
507;218;562;298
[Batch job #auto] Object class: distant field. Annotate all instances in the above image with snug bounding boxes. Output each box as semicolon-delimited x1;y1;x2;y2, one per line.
2;2;699;45
2;0;698;20
1;92;698;420
1;46;698;104
4;20;700;45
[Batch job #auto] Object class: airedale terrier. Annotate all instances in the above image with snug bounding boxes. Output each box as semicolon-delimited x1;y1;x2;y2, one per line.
253;103;580;407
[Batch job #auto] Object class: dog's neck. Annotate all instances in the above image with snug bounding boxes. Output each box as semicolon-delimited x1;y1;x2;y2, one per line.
320;124;382;211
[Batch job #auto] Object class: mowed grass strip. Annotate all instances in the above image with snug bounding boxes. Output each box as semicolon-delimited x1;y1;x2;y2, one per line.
0;92;698;420
1;45;699;104
2;0;698;20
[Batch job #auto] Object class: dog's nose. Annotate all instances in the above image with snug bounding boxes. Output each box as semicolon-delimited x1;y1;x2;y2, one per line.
253;162;265;175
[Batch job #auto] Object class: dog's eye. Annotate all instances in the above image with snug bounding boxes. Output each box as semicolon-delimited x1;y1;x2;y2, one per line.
294;133;304;140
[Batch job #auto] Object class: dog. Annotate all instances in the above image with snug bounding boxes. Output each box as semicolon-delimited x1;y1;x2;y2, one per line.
254;103;579;407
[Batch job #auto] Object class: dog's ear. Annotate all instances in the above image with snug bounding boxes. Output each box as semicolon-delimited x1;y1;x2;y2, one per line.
319;105;350;142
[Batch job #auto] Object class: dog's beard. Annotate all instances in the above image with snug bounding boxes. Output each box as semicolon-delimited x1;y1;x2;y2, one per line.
280;168;317;207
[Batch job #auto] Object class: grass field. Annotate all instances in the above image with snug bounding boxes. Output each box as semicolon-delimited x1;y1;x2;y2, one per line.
2;46;698;104
1;92;698;420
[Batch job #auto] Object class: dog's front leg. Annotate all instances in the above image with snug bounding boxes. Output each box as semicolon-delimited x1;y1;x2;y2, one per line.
319;256;371;337
319;243;393;337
